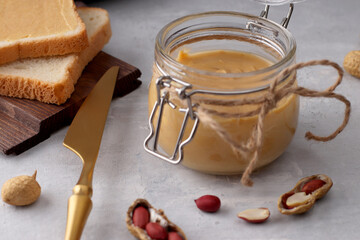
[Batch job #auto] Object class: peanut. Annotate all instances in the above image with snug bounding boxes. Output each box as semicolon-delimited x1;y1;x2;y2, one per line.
132;206;150;229
1;170;41;206
281;191;295;209
343;50;360;78
194;195;221;213
286;192;312;208
168;232;184;240
146;222;168;240
301;179;326;195
237;208;270;223
126;198;187;240
278;174;332;215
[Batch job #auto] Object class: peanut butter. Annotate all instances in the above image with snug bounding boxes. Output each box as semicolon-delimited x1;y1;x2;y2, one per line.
0;0;79;41
177;50;271;73
149;50;299;174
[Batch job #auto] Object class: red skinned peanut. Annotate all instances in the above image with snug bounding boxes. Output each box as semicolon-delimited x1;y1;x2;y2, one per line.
168;232;184;240
301;179;326;194
146;222;168;240
195;195;221;213
132;206;150;229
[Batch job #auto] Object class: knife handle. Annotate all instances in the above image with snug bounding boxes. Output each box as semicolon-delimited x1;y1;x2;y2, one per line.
64;185;93;240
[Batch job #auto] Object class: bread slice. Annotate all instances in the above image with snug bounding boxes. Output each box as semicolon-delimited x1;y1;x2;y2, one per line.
0;0;89;64
0;7;112;105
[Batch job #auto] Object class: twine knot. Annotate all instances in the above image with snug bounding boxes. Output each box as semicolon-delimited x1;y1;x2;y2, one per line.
264;92;277;109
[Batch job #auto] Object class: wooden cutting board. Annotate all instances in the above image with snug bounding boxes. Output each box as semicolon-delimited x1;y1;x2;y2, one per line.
0;51;141;155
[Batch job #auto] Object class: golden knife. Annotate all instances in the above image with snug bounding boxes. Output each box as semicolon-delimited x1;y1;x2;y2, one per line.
63;66;119;240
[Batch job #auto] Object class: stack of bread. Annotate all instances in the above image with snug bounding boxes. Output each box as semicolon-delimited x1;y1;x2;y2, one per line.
0;0;112;105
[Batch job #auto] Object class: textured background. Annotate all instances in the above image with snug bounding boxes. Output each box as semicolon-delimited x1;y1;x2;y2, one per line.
1;0;360;239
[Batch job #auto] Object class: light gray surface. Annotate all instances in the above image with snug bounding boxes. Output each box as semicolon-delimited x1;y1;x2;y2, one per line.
1;0;359;239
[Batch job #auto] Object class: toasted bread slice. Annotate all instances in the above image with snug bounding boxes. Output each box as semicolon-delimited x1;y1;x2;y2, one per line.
0;0;89;64
0;7;112;105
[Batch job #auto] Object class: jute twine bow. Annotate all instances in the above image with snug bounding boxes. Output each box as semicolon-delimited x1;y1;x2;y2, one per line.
168;60;351;186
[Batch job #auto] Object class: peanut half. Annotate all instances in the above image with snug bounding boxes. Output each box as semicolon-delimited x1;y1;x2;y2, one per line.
126;199;186;240
286;192;312;208
278;174;332;215
237;208;270;223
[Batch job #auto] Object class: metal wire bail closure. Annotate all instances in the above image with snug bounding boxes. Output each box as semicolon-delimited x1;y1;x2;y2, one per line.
260;3;294;28
143;76;200;164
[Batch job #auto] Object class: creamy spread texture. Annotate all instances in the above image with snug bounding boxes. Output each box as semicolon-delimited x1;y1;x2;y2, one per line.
149;50;299;174
0;0;79;41
177;50;271;73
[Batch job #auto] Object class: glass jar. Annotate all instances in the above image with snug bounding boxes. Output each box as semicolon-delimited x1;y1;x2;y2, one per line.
146;11;298;174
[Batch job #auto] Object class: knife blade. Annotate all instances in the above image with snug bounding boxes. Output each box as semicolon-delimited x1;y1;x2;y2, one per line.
63;66;119;240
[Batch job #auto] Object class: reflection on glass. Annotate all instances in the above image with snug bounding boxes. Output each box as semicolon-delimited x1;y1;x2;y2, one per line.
252;0;306;5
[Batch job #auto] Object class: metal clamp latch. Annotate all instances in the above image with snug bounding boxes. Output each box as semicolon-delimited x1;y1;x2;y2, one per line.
261;3;294;28
144;76;200;164
247;3;294;34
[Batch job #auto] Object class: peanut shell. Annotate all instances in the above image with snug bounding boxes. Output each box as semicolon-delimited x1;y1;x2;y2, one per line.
343;50;360;78
1;170;41;206
126;198;187;240
278;174;332;215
